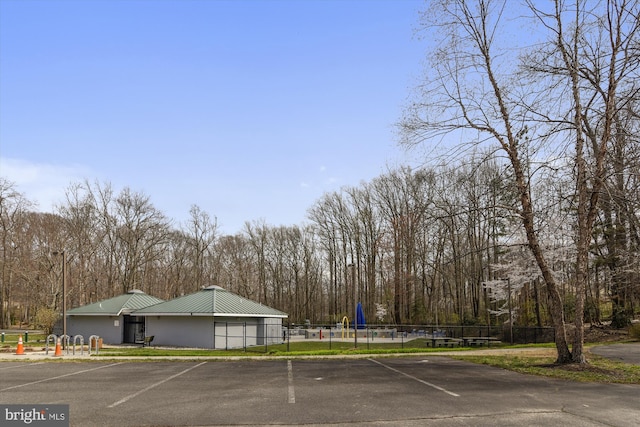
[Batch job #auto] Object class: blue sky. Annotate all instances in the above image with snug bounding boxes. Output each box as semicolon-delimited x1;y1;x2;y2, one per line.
0;0;424;234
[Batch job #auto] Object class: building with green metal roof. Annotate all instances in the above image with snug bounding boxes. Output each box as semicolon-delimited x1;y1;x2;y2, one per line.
133;286;288;349
67;290;164;344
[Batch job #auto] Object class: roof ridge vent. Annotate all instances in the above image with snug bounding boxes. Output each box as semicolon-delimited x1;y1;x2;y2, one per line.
203;285;225;291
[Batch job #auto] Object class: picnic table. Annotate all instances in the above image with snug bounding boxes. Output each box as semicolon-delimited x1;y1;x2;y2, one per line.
462;337;499;347
426;337;462;348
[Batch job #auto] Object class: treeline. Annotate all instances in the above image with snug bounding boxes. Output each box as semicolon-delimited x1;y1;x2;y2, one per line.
3;1;640;340
1;147;638;329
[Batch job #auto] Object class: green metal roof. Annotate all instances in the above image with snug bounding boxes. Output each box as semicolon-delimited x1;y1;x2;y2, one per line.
67;290;164;316
133;286;288;318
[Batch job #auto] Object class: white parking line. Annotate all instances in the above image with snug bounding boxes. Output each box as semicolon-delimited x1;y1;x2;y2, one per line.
108;361;208;408
369;359;460;397
0;363;124;392
0;362;45;370
287;360;295;403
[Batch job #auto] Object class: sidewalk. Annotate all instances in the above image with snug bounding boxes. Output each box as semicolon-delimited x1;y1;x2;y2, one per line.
0;345;94;360
0;345;558;361
2;343;638;364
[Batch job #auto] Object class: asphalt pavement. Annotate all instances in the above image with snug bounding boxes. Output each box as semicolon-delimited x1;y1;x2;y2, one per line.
590;342;640;364
1;343;639;426
1;356;639;427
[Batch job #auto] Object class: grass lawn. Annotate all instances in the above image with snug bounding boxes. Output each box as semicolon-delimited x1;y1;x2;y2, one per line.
95;338;466;357
452;350;640;384
0;332;47;344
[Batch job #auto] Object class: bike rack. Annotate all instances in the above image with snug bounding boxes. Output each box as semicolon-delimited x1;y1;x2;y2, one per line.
60;334;71;355
45;334;57;355
72;335;84;355
89;335;100;355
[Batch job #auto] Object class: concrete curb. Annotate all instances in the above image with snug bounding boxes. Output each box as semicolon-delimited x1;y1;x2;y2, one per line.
0;347;559;362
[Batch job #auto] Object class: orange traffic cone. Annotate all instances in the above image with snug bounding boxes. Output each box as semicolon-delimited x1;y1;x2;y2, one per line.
15;336;25;355
53;337;62;357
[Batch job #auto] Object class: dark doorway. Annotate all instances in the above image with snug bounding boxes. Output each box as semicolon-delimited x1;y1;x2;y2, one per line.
123;315;145;343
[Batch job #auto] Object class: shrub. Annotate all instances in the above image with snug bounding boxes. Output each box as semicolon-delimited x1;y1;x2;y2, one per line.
34;308;59;335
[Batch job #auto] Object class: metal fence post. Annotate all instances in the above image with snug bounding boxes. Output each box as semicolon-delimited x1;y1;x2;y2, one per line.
264;322;268;353
366;326;370;350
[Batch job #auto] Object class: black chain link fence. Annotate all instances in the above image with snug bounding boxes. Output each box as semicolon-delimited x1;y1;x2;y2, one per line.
214;321;555;353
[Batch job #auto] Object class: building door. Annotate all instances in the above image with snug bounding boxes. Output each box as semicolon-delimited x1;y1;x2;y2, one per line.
123;315;145;343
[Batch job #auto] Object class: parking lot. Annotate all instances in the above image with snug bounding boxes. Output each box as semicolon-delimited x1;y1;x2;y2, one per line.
1;356;639;426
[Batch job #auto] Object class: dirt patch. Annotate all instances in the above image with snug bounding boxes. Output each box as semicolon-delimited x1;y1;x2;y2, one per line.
0;346;40;353
439;347;557;357
538;362;626;380
584;325;629;343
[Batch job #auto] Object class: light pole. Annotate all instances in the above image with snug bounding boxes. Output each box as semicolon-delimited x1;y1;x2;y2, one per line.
53;251;67;340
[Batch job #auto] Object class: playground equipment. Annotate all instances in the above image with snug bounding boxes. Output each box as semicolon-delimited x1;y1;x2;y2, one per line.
340;316;351;339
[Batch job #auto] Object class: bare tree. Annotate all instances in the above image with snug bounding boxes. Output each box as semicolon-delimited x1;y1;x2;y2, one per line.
308;193;354;321
524;0;640;361
183;205;218;290
401;0;639;363
308;197;342;320
0;178;33;327
114;188;171;293
57;182;103;306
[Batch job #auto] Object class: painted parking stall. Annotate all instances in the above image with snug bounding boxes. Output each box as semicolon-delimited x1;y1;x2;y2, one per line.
0;362;215;426
0;358;638;426
107;362;208;408
0;363;124;393
101;360;293;426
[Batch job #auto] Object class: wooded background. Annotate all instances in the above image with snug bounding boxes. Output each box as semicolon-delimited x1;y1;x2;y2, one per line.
1;148;637;330
2;1;639;338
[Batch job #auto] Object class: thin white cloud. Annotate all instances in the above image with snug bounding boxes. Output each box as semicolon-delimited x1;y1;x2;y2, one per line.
0;157;91;212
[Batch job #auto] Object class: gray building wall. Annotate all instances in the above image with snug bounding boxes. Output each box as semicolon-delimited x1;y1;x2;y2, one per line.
143;316;283;349
67;315;123;344
145;316;215;348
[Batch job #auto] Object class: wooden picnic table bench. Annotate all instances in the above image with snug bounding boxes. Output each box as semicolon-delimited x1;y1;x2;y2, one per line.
462;337;499;347
426;337;462;348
